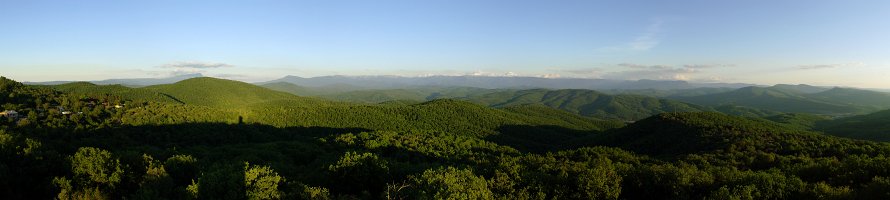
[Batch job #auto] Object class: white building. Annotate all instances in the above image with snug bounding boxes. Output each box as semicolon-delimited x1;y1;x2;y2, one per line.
0;110;19;118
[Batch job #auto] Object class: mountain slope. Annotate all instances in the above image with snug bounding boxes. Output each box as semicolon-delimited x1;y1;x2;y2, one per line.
806;87;890;109
144;77;308;108
316;86;504;103
582;112;882;158
460;89;711;120
244;98;623;137
770;84;831;94
91;73;205;86
38;82;182;104
676;86;866;114
712;105;784;117
260;82;365;96
818;109;890;142
764;113;830;130
26;73;204;87
262;75;755;90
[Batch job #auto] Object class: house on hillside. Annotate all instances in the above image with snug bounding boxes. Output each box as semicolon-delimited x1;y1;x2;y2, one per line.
0;110;19;119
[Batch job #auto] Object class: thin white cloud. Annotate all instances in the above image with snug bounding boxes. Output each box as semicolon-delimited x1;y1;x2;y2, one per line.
798;62;865;70
149;61;235;78
603;63;735;81
539;74;562;78
557;68;602;75
629;19;663;51
160;61;234;69
684;64;736;69
466;70;522;77
170;68;205;76
593;18;666;53
618;63;671;70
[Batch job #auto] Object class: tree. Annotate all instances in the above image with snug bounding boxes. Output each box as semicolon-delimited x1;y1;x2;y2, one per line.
575;161;622;200
244;162;284;200
328;152;389;195
70;147;124;187
54;147;125;200
406;167;493;200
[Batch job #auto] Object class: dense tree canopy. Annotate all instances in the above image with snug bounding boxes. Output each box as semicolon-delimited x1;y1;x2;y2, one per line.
3;76;890;199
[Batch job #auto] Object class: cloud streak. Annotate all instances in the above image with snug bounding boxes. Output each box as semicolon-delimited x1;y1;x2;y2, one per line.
629;19;663;51
556;68;602;75
602;63;735;81
798;62;865;70
684;64;736;69
160;61;234;69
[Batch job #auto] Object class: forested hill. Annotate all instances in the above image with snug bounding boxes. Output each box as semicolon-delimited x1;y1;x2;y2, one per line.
584;112;847;157
242;98;624;138
260;82;366;96
267;85;712;121
818;109;890;142
675;86;871;114
143;77;309;108
807;87;890;109
459;89;712;120
5;75;890;199
38;82;183;104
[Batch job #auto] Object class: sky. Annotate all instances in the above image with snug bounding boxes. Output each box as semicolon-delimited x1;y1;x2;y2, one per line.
1;0;890;87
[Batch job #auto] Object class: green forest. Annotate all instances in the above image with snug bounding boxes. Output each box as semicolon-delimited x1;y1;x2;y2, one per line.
4;76;890;200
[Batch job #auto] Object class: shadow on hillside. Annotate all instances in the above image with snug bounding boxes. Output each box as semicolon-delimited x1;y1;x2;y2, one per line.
486;125;602;153
36;123;371;151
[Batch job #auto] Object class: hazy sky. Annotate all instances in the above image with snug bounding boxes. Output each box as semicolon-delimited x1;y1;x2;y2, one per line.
2;0;889;87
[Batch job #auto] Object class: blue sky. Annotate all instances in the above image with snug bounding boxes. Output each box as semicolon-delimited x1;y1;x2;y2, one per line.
2;0;890;87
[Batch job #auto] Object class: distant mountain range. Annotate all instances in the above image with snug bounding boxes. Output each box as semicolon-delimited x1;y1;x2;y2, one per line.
25;73;205;87
674;85;890;115
259;75;759;90
25;74;890;118
25;75;890;143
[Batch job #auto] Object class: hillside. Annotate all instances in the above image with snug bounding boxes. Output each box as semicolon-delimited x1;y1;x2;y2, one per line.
243;98;623;138
818;109;890;142
320;89;431;103
37;82;182;104
764;113;830;130
806;87;890;109
675;86;866;114
713;105;784;117
602;87;737;97
583;112;884;158
144;77;310;108
262;75;755;90
260;82;365;96
6;76;890;199
263;84;506;104
26;73;204;87
316;86;504;103
770;84;831;94
459;89;711;120
41;77;624;137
